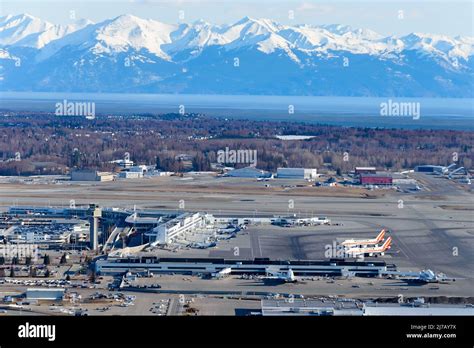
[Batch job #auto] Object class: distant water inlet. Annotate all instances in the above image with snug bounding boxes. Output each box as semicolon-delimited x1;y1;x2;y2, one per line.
1;92;473;130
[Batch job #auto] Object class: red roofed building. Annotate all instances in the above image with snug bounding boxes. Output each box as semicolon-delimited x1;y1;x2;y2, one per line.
359;173;393;186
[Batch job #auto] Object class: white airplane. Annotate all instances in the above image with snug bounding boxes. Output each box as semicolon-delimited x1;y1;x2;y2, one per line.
341;229;387;248
345;237;392;257
397;269;457;284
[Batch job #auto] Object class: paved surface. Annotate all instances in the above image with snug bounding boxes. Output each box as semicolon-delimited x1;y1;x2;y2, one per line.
0;172;472;304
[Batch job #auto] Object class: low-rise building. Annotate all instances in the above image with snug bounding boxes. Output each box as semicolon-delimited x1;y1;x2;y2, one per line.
154;170;173;176
118;171;143;179
355;167;377;175
261;299;361;316
25;288;65;301
71;170;114;182
4;219;88;245
415;165;446;174
128;165;150;174
261;299;474;316
277;168;317;180
226;166;270;178
359;173;393;186
362;303;474;316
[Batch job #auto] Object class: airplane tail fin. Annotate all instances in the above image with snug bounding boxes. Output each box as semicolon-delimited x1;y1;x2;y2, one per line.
382;237;392;250
376;229;386;243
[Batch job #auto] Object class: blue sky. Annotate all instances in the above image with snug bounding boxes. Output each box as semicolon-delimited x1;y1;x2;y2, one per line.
2;0;473;36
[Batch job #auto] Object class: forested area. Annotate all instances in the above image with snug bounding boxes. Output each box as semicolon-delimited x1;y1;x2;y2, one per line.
0;113;472;175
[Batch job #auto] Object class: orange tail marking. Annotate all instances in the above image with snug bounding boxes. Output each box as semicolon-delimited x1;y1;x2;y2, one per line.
376;229;386;242
382;237;392;250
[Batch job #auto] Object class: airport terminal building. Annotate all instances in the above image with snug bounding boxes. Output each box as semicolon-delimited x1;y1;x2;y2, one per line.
147;213;215;245
95;257;392;277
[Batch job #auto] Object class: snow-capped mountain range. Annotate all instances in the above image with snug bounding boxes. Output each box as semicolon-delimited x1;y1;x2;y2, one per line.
1;13;473;97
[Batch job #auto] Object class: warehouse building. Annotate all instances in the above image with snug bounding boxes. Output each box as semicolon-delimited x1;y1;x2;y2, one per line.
354;167;377;175
118;165;154;179
415;165;446;174
359;173;393;186
226;166;270;178
118;171;143;179
362;303;474;316
128;165;150;174
261;299;361;316
261;299;474;316
277;168;317;180
25;288;65;301
70;170;114;182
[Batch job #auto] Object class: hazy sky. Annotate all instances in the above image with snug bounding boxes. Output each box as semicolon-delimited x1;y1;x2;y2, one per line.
2;0;473;37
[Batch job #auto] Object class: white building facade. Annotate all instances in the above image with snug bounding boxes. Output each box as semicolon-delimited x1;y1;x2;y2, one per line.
277;168;317;179
148;212;214;245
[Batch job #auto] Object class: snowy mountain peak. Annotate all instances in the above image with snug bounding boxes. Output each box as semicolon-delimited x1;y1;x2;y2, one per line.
0;13;94;48
0;14;472;97
91;15;176;58
2;13;472;60
1;13;39;23
0;13;54;46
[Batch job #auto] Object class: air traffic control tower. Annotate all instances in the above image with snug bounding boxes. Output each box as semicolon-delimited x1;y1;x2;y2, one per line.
88;204;102;251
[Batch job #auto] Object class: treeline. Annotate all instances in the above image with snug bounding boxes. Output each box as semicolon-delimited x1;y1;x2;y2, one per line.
0;113;472;175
